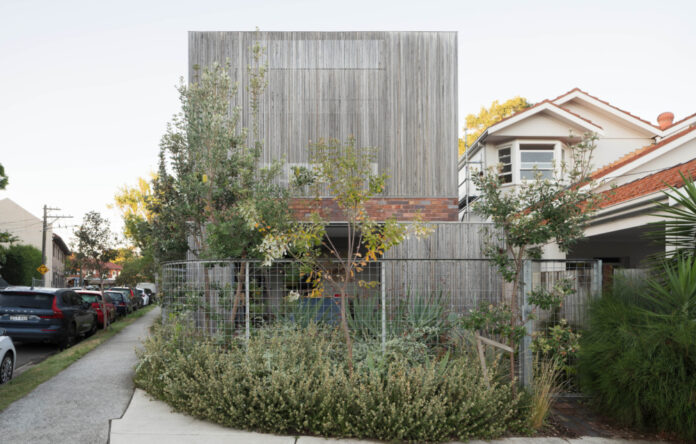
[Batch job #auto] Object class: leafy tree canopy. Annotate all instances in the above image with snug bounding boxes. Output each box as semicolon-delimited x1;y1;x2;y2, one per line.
459;96;531;156
0;244;42;285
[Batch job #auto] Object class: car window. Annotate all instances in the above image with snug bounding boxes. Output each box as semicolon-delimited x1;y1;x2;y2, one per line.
64;292;81;306
80;294;98;303
0;292;54;309
103;294;112;303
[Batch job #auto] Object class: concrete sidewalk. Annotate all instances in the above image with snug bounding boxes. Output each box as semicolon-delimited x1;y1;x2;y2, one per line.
110;388;657;444
0;306;160;444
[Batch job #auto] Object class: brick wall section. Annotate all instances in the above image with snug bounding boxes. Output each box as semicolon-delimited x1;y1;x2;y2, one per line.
289;198;459;221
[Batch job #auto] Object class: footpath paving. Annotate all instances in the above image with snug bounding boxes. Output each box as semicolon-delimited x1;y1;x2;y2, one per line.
111;388;659;444
0;306;160;444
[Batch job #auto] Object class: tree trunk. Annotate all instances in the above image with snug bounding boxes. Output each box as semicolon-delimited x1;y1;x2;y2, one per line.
339;290;354;375
230;261;247;334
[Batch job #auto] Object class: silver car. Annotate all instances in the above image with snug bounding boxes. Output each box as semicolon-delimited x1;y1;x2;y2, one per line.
0;327;16;384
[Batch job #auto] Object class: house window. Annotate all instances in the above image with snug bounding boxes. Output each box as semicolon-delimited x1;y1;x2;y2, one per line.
497;146;512;184
520;144;554;180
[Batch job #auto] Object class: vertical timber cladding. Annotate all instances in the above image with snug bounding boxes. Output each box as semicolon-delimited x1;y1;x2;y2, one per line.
188;31;458;210
383;222;504;315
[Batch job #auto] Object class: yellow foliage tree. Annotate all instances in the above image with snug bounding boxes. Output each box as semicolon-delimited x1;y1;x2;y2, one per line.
459;96;531;156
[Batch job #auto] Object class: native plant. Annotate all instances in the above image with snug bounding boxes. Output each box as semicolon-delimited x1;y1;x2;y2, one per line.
578;259;696;440
257;138;432;372
152;39;291;328
470;134;602;382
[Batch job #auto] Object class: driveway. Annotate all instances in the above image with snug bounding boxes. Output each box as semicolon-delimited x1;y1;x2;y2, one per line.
0;306;160;443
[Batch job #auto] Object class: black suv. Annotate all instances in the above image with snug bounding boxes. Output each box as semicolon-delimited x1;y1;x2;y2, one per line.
0;287;97;348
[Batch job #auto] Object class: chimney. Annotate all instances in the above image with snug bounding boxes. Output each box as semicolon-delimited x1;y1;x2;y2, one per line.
657;112;674;130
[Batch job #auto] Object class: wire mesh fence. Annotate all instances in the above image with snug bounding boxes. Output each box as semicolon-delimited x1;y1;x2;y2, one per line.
160;257;601;387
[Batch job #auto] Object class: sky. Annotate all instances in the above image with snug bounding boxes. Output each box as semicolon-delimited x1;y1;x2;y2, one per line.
1;0;695;245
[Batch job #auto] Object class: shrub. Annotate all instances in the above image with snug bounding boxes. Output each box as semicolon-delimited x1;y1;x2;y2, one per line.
135;322;530;442
577;259;696;441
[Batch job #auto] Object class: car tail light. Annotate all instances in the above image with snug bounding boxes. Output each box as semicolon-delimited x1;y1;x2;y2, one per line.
40;297;64;319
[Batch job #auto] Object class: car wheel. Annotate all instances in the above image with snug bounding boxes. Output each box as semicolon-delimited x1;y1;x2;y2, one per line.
0;353;13;384
60;323;77;349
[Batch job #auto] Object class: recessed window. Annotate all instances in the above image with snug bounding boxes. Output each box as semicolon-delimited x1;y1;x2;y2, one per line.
520;144;554;180
497;146;512;184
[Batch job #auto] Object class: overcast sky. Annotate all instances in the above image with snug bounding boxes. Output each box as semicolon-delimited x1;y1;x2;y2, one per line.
1;0;695;244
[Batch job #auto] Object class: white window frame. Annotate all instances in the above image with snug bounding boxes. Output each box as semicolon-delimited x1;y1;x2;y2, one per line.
496;144;513;184
493;140;563;185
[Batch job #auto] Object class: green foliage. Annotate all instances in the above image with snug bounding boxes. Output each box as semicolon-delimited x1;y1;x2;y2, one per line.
649;172;696;260
0;162;7;190
152;42;289;263
135;322;530;442
470;134;600;378
115;254;154;286
73;211;117;287
0;244;42;285
461;303;525;344
577;259;696;440
532;319;580;381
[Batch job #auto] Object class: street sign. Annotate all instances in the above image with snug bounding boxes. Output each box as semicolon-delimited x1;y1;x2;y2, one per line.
37;264;49;275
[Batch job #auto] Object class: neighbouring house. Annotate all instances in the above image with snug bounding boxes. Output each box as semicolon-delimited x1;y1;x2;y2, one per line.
0;198;70;286
67;261;122;287
459;88;696;270
51;233;70;287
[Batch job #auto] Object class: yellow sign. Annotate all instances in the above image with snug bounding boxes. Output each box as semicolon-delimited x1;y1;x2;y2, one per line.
37;264;49;275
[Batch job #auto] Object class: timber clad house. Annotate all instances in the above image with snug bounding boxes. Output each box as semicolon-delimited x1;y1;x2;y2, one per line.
459;88;696;270
189;31;478;260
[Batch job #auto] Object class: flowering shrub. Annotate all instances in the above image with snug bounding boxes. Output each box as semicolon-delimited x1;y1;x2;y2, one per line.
135;322;531;442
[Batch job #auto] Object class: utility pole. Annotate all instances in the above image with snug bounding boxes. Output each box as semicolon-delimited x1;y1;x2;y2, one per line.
41;205;73;287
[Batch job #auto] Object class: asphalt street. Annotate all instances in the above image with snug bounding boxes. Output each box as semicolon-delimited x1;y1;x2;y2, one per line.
13;342;59;376
0;306;160;444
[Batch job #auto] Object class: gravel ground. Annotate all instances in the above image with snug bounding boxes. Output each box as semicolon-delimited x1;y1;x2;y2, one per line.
0;306;160;444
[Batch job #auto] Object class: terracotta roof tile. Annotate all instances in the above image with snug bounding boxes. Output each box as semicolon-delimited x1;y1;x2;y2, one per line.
552;87;660;130
591;125;696;180
667;111;696;129
600;157;696;208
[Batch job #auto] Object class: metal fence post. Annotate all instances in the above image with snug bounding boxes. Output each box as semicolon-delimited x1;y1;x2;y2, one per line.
245;261;250;341
520;260;533;390
591;259;603;298
381;261;386;353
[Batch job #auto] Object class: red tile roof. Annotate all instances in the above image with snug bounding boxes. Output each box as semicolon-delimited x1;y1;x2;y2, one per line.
600;157;696;208
667;111;696;129
591;125;696;180
552;87;660;131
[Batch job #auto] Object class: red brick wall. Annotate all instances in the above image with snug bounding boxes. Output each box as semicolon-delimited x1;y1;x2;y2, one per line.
289;198;458;222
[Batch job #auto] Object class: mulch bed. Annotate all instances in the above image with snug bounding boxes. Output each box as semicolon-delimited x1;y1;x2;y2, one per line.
542;395;688;443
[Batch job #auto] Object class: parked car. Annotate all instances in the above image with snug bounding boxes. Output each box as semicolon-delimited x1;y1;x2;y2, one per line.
136;282;157;302
0;327;16;384
76;290;115;327
110;287;141;310
104;291;132;317
0;287;97;348
134;288;148;306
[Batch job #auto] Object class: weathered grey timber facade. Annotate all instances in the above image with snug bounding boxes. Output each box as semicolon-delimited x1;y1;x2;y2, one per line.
189;31;458;219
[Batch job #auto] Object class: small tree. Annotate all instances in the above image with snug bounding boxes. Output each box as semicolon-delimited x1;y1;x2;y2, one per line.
468;134;602;383
152;40;291;328
258;138;431;373
74;211;117;329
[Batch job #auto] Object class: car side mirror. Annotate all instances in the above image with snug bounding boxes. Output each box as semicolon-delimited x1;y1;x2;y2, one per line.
0;328;6;336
